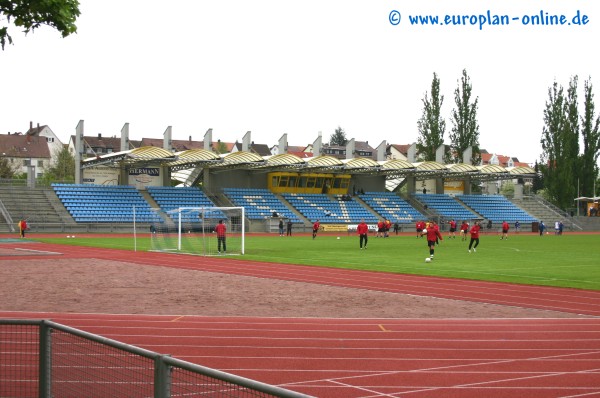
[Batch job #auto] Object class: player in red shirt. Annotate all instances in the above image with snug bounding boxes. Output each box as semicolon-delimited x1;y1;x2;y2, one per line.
460;221;469;241
416;220;424;238
501;220;509;240
357;219;369;249
312;220;320;239
384;219;391;238
376;219;384;238
425;221;443;260
448;219;457;239
214;219;227;253
18;219;28;238
468;221;481;253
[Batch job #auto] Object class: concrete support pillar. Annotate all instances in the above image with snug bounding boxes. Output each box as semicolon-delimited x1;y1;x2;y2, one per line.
75;120;84;184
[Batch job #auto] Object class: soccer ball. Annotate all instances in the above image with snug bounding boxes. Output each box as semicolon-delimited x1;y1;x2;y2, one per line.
425;257;431;263
66;235;71;238
337;237;340;240
422;229;427;234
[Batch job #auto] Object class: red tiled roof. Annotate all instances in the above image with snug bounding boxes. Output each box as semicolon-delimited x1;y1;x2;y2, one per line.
288;151;313;158
286;145;308;153
481;152;525;167
389;144;410;155
0;133;51;158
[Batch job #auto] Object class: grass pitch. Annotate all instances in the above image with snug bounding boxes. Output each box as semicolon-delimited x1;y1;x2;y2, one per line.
36;231;600;291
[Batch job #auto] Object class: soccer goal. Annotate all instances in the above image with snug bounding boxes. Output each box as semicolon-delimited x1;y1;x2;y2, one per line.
150;207;244;256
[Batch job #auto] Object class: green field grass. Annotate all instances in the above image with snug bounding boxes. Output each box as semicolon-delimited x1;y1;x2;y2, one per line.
35;232;600;291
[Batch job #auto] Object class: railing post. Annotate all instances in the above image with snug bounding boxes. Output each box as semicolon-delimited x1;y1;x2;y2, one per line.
155;354;172;398
39;321;52;398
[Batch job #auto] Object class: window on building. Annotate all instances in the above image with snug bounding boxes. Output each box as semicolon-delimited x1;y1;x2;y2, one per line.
46;137;54;143
37;160;44;167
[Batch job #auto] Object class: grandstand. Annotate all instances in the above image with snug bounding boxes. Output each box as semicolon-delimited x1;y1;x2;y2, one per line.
146;186;218;222
359;191;424;223
52;184;162;223
282;193;378;224
223;188;302;223
0;138;587;232
413;193;479;221
457;194;537;223
5;184;556;231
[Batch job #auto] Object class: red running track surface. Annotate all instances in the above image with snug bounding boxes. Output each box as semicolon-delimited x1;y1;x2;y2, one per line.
2;242;600;397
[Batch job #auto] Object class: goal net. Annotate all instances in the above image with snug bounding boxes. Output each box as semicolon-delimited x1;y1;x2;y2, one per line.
150;207;245;256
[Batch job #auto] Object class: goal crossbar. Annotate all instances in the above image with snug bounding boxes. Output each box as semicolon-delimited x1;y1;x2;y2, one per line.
151;206;245;256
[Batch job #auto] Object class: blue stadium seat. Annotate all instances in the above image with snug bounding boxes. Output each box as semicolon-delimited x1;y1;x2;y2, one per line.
414;193;479;221
52;183;163;224
457;194;537;223
224;188;302;223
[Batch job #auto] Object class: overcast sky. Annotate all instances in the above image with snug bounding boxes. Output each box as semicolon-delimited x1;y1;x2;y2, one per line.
1;0;598;164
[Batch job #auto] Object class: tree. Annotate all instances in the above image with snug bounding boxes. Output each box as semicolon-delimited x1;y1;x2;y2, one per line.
329;126;348;146
562;76;580;202
532;161;544;193
0;0;80;50
0;157;15;178
40;146;75;183
540;77;581;209
449;69;481;165
579;78;600;197
540;81;566;206
214;141;228;154
417;72;446;161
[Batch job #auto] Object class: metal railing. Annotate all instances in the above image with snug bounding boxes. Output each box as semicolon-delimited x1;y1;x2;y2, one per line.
0;198;15;232
0;319;312;398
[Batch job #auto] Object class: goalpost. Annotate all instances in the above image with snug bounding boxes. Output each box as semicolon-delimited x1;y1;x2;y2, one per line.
150;207;245;256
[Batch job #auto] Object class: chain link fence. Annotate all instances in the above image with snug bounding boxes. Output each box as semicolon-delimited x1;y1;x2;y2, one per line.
0;319;312;398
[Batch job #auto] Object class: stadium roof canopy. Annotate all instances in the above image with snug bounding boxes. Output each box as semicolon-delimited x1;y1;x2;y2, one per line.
83;147;536;181
305;155;344;172
262;154;306;170
342;157;381;174
574;196;600;202
167;149;221;171
82;146;176;168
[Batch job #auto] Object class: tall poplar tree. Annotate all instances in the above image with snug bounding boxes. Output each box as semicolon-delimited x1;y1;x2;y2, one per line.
417;72;446;161
449;69;481;164
540;81;564;205
579;78;600;197
563;77;580;205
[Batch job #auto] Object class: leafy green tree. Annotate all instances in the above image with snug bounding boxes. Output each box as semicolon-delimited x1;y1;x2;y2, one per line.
329;126;348;146
0;0;80;50
532;161;544;193
500;180;514;196
0;157;15;178
40;146;75;183
540;81;565;205
449;69;481;164
562;76;580;205
540;77;581;209
214;141;228;154
579;78;600;197
417;72;446;161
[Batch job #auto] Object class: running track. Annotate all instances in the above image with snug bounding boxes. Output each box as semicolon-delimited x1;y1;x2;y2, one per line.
2;241;600;397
